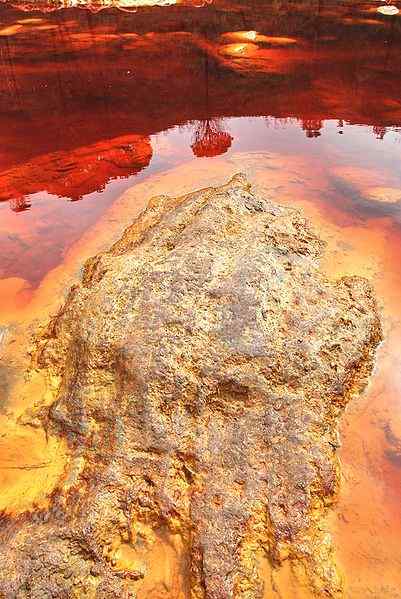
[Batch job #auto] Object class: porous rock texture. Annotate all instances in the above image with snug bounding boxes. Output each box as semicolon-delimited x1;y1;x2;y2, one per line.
0;174;381;598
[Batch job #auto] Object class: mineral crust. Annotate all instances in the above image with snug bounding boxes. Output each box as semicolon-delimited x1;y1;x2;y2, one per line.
0;174;381;598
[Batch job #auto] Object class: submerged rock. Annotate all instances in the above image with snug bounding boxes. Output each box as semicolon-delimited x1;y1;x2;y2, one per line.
0;174;381;598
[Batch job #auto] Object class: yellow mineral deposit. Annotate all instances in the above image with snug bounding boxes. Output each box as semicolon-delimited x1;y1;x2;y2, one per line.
0;423;67;513
0;326;68;514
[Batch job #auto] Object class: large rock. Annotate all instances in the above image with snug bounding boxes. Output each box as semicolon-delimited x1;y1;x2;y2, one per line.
0;174;381;598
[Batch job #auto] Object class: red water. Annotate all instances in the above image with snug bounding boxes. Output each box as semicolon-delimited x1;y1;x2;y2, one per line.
0;1;401;596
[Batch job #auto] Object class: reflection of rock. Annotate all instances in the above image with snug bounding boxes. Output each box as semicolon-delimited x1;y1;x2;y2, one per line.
0;175;381;598
0;135;152;204
191;119;233;158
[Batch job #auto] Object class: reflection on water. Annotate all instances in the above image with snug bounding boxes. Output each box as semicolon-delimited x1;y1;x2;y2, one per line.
0;0;188;11
0;0;401;596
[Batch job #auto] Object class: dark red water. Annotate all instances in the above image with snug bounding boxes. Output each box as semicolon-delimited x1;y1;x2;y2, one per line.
0;1;401;596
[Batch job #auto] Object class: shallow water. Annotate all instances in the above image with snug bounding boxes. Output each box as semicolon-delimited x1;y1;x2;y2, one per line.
0;0;401;596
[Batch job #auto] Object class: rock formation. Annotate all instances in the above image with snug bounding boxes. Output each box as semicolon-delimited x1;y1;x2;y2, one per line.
0;174;381;598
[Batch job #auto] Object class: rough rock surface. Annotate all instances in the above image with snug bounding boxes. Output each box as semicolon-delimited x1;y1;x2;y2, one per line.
0;174;381;598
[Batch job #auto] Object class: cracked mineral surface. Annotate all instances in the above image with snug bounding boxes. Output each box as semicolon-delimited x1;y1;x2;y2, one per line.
0;174;381;598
